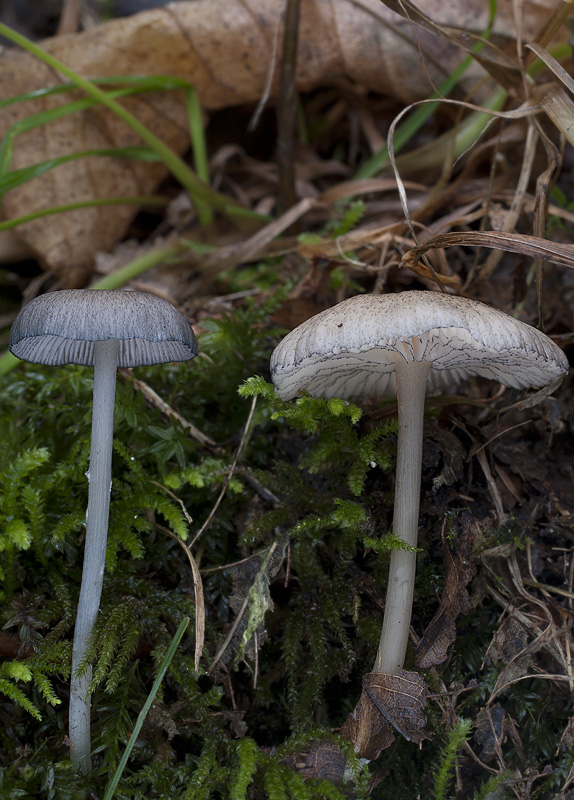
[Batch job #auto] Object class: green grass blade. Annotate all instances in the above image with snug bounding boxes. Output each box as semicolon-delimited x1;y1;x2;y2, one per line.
355;51;480;179
102;616;189;800
0;22;260;221
0;74;193;113
0;351;19;375
184;85;212;225
0;87;168;178
0;147;161;196
0;195;169;232
92;239;192;290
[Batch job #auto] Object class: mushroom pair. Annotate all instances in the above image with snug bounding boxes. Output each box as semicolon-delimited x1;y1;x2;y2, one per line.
9;289;198;775
271;291;568;676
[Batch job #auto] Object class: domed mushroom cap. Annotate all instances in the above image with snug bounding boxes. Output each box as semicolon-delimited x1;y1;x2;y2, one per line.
271;291;569;401
9;289;198;367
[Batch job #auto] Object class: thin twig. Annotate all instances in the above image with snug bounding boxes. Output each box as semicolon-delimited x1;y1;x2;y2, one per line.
190;395;258;547
208;594;250;675
128;375;217;448
152;481;193;524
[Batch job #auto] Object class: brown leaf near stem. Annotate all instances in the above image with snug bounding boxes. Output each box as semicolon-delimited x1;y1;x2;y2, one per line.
340;670;430;759
415;519;478;669
340;682;395;760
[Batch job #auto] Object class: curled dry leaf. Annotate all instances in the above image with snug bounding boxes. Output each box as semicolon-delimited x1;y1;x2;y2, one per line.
340;670;430;760
414;518;478;669
0;0;559;280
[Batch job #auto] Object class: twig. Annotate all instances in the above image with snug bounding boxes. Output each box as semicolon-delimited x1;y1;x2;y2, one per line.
152;480;193;524
208;594;250;675
128;375;217;448
190;395;257;547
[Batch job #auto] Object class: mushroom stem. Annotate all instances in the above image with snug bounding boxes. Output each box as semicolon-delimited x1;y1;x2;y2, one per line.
70;338;119;774
373;357;430;675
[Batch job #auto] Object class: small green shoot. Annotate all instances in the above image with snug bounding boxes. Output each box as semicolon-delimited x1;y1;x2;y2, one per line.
103;616;189;799
433;718;472;800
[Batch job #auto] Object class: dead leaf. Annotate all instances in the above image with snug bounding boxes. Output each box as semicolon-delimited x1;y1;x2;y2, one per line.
474;704;505;763
474;703;524;764
558;715;574;752
340;680;396;760
415;519;478;669
340;670;430;759
0;0;561;280
484;615;533;690
282;740;348;783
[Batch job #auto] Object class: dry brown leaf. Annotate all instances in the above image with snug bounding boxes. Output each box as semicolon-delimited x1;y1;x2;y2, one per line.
340;679;396;759
415;520;478;669
340;670;429;759
474;703;524;764
282;740;348;783
0;0;560;280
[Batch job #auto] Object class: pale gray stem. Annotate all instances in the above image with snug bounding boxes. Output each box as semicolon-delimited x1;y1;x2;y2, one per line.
69;339;119;774
373;357;430;674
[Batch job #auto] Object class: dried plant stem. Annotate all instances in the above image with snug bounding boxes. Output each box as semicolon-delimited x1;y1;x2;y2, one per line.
277;0;301;213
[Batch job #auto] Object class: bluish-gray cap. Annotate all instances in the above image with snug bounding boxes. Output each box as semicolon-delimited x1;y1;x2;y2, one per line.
9;289;198;367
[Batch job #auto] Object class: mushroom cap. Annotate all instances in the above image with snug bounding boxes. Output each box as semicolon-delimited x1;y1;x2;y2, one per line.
9;289;198;367
271;291;569;401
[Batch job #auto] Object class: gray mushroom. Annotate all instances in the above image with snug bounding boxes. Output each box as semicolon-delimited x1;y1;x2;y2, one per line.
10;289;198;775
271;291;568;676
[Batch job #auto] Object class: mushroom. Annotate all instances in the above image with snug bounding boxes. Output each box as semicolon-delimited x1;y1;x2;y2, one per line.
270;291;568;675
9;289;198;774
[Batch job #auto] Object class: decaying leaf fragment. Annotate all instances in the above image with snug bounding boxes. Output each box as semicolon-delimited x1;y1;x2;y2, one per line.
210;537;288;676
340;670;430;759
415;519;478;669
474;703;524;763
484;614;533;690
282;740;348;783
